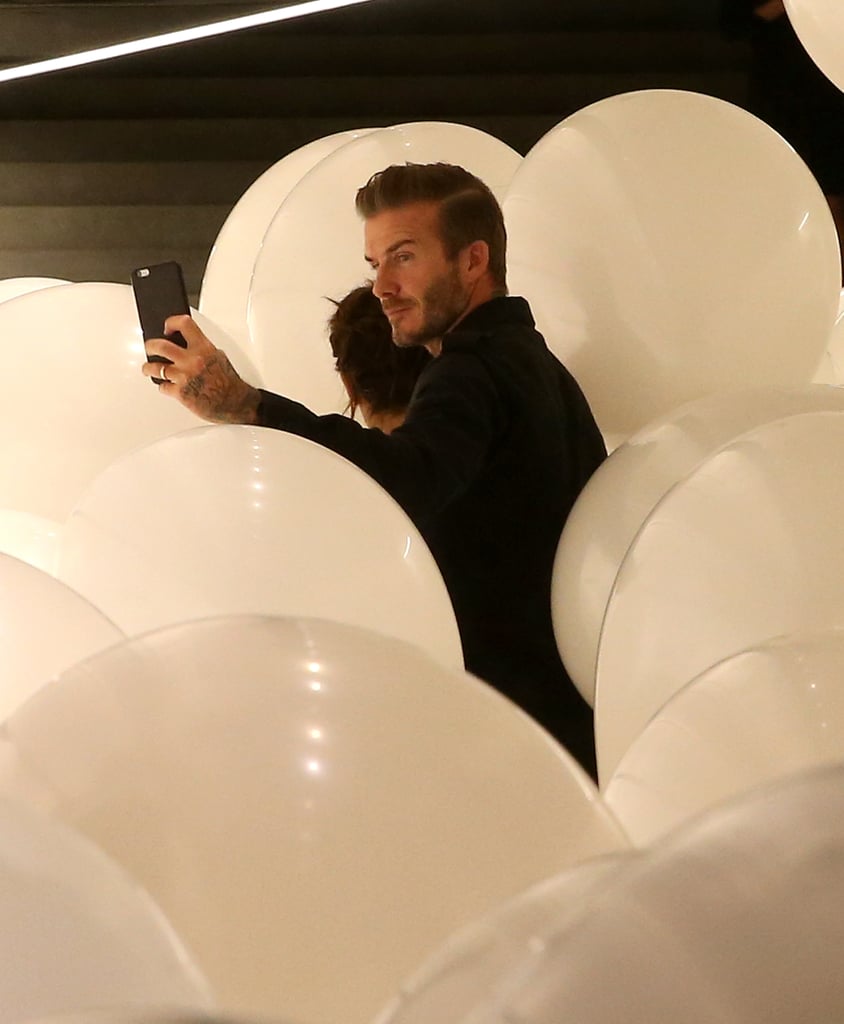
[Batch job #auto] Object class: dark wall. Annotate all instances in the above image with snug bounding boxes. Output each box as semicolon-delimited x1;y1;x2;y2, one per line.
0;1;751;291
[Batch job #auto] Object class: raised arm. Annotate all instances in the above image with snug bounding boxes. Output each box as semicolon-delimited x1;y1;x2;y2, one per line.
142;314;262;424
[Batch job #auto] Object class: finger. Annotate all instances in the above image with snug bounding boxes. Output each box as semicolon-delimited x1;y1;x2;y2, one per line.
164;313;206;346
144;336;188;363
142;359;172;382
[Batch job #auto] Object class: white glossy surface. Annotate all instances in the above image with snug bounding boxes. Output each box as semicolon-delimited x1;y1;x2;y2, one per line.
553;385;844;707
0;797;211;1022
27;1017;248;1024
0;277;68;303
0;553;122;725
606;628;844;845
58;425;463;668
26;1016;256;1024
814;290;844;384
0;282;260;520
199;128;375;347
468;764;844;1024
0;616;628;1024
248;121;522;411
504;90;841;439
0;508;63;573
785;0;844;92
374;853;632;1024
595;409;844;781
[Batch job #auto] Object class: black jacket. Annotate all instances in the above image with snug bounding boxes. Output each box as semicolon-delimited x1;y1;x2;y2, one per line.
258;296;606;775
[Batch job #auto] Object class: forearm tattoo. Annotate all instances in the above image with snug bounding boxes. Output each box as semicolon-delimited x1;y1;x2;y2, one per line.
182;352;261;424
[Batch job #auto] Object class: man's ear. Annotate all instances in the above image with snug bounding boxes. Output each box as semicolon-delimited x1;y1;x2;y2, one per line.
464;240;490;281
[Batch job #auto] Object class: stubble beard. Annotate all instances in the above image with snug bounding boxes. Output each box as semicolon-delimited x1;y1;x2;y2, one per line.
390;266;469;349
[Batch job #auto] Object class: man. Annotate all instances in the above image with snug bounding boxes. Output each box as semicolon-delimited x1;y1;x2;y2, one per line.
144;162;606;777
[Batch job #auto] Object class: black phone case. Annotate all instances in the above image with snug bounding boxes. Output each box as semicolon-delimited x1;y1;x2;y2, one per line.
130;261;190;381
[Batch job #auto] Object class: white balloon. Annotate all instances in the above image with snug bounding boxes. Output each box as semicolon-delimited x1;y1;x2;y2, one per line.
814;289;844;384
0;282;260;520
605;627;844;845
553;384;844;707
0;553;123;724
27;1015;271;1024
0;616;628;1024
199;128;376;349
0;508;63;574
595;409;844;781
468;763;844;1024
374;853;632;1024
0;797;211;1022
785;0;844;92
0;277;69;303
58;425;463;669
248;122;522;412
504;90;841;439
28;1017;261;1024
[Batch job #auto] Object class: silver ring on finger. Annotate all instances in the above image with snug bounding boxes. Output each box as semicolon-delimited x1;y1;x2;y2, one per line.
160;363;168;382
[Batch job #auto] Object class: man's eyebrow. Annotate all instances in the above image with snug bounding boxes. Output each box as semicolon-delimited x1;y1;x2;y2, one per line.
365;237;416;265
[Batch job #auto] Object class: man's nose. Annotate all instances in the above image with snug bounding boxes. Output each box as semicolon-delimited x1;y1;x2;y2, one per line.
372;265;396;298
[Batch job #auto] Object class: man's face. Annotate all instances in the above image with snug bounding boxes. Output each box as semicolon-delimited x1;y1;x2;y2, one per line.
364;201;470;349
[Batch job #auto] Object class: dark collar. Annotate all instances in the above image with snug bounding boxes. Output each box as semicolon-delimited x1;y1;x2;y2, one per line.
442;295;534;347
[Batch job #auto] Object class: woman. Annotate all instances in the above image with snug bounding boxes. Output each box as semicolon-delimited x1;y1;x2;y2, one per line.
328;283;430;433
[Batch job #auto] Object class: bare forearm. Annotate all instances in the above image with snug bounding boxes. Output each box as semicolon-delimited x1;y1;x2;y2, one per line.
142;314;261;424
178;350;262;424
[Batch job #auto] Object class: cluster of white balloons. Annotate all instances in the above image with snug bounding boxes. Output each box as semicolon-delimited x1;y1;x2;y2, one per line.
0;115;620;1024
3;13;844;1018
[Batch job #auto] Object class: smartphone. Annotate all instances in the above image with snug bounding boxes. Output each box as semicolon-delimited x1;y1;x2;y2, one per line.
130;260;190;384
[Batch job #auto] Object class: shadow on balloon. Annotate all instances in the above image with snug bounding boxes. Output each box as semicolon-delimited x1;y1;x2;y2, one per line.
0;552;123;726
552;383;844;709
0;798;211;1024
57;425;463;671
27;1015;291;1024
0;508;63;575
594;408;844;782
0;615;627;1024
199;127;376;350
373;851;634;1024
446;763;844;1023
605;626;844;846
503;89;840;440
0;282;259;521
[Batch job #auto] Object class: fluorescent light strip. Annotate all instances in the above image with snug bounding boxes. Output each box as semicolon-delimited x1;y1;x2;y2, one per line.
0;0;376;83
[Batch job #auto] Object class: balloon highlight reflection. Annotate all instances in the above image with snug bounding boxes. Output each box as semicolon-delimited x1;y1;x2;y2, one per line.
504;90;840;440
553;384;844;707
4;97;843;1023
596;409;844;781
0;282;259;520
0;616;627;1024
58;425;463;669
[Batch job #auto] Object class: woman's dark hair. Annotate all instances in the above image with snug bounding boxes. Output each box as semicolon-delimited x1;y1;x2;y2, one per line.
328;283;430;419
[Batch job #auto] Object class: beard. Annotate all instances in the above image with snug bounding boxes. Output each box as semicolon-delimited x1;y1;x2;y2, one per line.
388;265;470;349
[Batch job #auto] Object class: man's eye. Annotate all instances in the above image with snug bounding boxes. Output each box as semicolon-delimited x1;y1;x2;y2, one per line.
396;252;412;263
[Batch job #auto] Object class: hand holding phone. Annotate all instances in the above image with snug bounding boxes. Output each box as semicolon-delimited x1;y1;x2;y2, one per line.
131;260;190;384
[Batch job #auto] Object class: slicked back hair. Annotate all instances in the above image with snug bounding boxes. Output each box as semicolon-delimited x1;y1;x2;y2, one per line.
355;162;508;293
